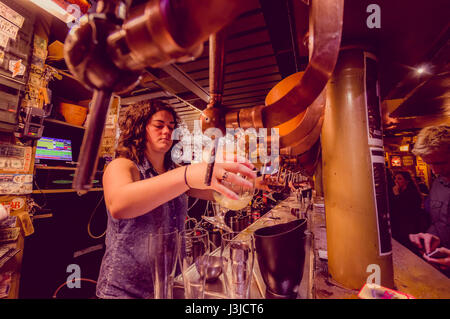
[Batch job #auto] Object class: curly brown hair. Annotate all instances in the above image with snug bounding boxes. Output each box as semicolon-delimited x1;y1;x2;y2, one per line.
115;99;179;168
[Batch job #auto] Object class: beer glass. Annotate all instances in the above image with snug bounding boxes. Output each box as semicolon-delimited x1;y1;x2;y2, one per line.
220;232;255;299
148;227;179;299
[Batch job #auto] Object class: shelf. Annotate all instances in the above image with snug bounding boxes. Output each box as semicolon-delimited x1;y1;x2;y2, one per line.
34;165;104;173
48;66;93;102
32;188;103;194
55;68;80;83
35;165;76;171
44;118;86;130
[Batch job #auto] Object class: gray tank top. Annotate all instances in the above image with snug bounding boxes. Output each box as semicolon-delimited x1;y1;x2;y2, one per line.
96;158;187;298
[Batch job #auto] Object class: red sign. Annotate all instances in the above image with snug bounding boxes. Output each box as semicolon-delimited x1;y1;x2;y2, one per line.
391;155;401;167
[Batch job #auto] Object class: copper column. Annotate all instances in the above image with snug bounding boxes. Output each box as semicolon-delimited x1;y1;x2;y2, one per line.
321;48;394;289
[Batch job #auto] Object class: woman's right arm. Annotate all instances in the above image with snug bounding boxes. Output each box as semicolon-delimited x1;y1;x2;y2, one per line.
103;158;255;220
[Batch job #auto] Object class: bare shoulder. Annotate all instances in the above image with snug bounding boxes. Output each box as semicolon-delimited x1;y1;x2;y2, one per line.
104;157;136;173
103;157;140;182
105;157;135;169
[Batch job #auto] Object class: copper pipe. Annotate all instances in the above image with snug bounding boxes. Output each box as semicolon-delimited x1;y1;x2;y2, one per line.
262;0;343;127
225;110;240;129
281;114;324;156
289;139;321;176
237;105;264;129
163;0;253;49
201;107;224;133
278;90;325;148
108;0;251;71
201;27;229;133
107;1;203;70
209;29;227;107
231;0;343;130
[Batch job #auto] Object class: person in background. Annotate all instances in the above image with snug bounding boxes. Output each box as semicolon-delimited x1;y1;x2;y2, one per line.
415;176;429;195
409;125;450;274
389;170;424;248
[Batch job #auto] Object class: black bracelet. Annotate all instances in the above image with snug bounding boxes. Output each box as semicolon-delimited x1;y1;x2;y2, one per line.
184;165;191;189
204;161;215;186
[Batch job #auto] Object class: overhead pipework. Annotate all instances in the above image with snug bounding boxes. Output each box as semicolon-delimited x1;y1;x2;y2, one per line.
64;0;344;190
226;0;343;134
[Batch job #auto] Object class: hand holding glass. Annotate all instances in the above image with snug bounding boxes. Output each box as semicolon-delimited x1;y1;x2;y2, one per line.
204;172;255;232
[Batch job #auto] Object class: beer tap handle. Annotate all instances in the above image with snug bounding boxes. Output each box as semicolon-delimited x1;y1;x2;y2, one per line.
73;89;113;192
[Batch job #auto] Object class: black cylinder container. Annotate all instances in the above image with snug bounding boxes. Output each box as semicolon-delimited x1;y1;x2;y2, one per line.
254;219;307;299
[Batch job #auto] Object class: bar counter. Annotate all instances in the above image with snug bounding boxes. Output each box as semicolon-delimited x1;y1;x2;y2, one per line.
175;195;450;299
174;196;313;299
310;198;450;299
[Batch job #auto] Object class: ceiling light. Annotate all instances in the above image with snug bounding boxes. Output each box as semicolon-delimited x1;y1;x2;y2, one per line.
414;64;432;76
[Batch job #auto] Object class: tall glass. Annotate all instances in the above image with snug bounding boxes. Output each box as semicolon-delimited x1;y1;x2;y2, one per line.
148;228;179;299
179;228;210;299
220;232;255;299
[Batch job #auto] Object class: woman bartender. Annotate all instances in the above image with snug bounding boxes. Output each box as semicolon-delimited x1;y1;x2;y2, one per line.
96;100;256;298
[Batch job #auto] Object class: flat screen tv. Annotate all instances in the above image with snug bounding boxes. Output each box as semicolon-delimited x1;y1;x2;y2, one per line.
35;137;73;165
